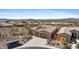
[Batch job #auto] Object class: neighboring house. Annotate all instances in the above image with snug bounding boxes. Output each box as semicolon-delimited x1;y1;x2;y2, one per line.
14;22;26;26
30;25;58;42
0;22;13;27
56;27;79;45
40;21;50;25
51;22;73;26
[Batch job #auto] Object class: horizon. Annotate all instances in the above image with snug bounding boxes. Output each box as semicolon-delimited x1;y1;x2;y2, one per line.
0;9;79;19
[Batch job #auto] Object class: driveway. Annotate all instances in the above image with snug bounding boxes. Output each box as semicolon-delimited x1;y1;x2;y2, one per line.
15;36;57;49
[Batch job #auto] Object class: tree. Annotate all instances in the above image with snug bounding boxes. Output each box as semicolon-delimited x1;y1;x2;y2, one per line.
76;43;79;49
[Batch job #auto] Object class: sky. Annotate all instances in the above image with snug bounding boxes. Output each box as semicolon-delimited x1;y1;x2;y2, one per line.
0;9;79;19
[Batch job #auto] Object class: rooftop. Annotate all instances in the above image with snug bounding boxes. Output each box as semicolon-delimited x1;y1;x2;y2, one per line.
57;27;79;35
31;25;57;33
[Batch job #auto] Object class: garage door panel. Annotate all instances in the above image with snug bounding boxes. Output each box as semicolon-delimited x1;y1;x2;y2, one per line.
40;34;49;39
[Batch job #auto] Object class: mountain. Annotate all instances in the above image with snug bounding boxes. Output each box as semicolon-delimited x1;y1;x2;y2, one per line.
0;18;79;20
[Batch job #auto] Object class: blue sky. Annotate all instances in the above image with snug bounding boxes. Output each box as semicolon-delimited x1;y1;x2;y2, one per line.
0;9;79;19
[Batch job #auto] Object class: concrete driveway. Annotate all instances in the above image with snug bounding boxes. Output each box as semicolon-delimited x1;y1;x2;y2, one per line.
16;36;57;49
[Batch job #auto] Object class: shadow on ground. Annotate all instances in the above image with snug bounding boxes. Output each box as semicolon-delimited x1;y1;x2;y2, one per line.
18;47;50;49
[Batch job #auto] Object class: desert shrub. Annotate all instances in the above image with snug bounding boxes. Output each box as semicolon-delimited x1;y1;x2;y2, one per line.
63;43;71;49
76;43;79;49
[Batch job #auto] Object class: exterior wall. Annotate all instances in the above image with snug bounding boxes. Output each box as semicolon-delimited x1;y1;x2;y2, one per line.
31;30;36;36
31;28;58;40
56;34;70;45
31;30;51;39
51;29;58;39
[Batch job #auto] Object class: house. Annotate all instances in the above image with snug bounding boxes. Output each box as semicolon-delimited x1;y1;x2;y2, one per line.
0;22;13;27
51;22;73;26
56;27;79;45
14;22;26;26
30;25;58;42
40;21;50;25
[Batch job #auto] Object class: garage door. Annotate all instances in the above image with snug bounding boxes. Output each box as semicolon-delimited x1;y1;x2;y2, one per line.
40;34;49;39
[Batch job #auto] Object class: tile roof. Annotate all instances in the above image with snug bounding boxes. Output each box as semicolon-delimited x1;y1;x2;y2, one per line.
31;25;57;33
57;27;79;35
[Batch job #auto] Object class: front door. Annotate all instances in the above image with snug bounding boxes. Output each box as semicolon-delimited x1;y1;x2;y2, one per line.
70;33;77;44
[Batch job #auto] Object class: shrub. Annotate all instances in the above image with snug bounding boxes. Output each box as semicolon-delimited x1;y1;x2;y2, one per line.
76;43;79;49
63;44;71;49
